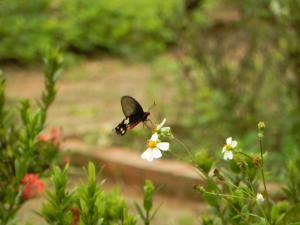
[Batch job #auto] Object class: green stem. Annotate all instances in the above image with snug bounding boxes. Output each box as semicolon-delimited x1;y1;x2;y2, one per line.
173;136;194;159
259;139;269;204
201;190;241;199
259;138;273;225
145;210;150;225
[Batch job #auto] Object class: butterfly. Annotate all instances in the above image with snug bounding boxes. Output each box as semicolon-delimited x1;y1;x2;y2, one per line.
115;96;150;135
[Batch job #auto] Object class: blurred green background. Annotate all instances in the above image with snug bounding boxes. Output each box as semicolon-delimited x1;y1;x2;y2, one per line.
1;0;300;177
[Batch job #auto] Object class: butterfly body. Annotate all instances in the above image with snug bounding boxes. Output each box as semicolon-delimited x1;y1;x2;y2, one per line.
115;96;150;135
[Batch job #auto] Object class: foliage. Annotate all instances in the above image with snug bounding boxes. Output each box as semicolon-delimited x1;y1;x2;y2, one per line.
193;122;300;225
39;165;74;225
0;49;62;224
0;0;184;63
60;0;183;59
151;0;300;169
134;180;161;225
0;0;58;63
40;162;160;225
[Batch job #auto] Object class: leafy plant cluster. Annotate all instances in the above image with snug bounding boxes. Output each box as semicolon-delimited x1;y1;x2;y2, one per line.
152;0;300;168
194;122;300;225
0;0;183;63
0;49;62;224
40;162;159;225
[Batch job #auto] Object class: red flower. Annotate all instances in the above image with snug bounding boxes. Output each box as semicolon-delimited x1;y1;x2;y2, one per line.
50;127;61;146
64;156;71;165
21;173;45;200
72;208;80;225
38;134;49;142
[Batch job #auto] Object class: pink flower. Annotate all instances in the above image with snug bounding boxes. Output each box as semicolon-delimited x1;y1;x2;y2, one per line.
38;134;49;142
72;208;80;225
50;127;61;146
64;156;71;165
21;173;45;200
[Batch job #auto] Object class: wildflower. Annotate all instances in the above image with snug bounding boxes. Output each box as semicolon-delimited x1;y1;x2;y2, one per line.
141;133;169;162
222;137;237;160
64;156;71;165
50;127;61;146
21;173;45;200
270;0;288;16
153;118;166;133
38;134;49;142
256;193;265;204
152;118;172;138
258;122;266;131
72;208;80;225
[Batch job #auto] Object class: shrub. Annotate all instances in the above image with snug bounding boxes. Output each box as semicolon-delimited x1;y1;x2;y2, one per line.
0;0;58;63
0;49;62;224
40;162;158;225
0;0;184;63
151;0;300;169
60;0;183;59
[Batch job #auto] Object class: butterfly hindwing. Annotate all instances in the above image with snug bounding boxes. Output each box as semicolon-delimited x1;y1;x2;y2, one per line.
115;118;128;135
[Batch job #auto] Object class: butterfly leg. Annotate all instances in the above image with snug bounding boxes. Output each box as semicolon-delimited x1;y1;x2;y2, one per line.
146;119;155;127
143;121;153;131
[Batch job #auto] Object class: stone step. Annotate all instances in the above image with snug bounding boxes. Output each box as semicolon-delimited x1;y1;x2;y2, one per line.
62;139;204;201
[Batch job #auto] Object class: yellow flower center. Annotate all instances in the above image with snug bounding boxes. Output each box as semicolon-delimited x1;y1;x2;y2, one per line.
147;140;157;148
224;144;232;151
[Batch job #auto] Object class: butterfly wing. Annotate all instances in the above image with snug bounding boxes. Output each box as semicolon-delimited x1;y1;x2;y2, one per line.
115;118;128;135
121;96;144;117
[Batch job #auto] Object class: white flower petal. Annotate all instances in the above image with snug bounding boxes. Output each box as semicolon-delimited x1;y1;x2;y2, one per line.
157;118;166;130
152;148;162;159
157;142;169;151
223;151;233;160
141;148;153;161
226;137;232;145
222;146;226;153
256;193;264;204
151;133;159;141
231;140;238;148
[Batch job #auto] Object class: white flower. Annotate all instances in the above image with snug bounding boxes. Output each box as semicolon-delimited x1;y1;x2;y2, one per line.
270;0;288;16
156;118;166;131
222;137;238;160
141;133;169;162
153;118;172;138
256;193;264;204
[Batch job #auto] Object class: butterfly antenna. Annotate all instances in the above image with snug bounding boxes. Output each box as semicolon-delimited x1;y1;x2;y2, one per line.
147;100;156;112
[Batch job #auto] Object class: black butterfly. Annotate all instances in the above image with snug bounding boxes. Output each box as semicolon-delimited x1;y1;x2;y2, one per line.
115;96;150;135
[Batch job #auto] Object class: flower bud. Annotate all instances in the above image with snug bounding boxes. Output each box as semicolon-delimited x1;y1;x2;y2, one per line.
258;122;266;131
253;156;262;168
258;132;264;140
143;180;154;211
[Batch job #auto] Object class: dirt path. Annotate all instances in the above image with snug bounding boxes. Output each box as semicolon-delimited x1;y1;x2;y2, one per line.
4;58;153;136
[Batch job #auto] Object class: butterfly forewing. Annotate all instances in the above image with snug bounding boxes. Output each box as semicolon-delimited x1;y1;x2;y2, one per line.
121;96;144;117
